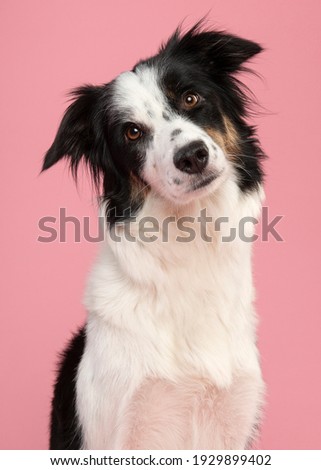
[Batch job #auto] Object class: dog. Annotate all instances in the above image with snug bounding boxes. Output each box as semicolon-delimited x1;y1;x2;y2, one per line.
43;22;266;450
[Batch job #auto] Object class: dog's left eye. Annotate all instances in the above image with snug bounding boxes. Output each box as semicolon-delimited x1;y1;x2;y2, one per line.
181;92;200;110
125;124;143;141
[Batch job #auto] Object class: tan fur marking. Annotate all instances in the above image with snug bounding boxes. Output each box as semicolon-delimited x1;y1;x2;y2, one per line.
205;116;240;161
223;116;240;157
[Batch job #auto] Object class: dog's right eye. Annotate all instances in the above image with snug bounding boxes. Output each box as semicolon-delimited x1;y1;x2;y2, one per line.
125;125;143;141
181;92;201;110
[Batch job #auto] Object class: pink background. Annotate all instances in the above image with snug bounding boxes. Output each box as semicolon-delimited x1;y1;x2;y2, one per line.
1;0;321;450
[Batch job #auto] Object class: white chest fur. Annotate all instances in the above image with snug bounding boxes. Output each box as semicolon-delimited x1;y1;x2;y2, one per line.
76;181;264;449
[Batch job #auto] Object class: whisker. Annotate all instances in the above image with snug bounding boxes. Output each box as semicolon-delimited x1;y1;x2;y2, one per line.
232;162;255;180
227;153;259;160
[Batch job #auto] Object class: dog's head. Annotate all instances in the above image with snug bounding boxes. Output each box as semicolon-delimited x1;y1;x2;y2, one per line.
43;23;264;223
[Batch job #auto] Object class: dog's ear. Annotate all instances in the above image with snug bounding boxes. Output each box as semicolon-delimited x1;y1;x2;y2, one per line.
42;85;108;185
205;32;262;73
167;24;263;74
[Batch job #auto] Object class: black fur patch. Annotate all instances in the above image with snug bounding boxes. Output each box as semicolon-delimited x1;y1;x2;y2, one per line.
171;128;182;138
50;328;85;450
162;111;170;121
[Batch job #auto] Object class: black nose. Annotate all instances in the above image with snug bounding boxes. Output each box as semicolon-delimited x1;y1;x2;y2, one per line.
173;141;209;174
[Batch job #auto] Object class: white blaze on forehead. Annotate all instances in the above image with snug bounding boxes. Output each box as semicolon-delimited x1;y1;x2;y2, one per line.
111;67;170;124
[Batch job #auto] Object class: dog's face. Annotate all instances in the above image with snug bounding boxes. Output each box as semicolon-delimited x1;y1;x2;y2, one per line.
43;24;264;223
108;65;227;204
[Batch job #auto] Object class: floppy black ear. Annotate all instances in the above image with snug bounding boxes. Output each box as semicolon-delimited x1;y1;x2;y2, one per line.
42;85;108;185
166;23;263;73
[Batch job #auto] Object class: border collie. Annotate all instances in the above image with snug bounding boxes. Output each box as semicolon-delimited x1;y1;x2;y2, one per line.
43;22;266;450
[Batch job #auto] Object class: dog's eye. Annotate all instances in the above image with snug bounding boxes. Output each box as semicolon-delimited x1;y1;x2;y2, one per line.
126;125;143;141
181;92;200;110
